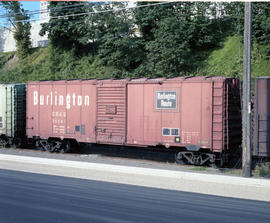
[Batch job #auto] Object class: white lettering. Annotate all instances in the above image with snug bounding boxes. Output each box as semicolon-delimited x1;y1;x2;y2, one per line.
40;95;44;105
55;92;57;106
34;91;38;105
33;91;90;109
77;96;82;106
50;91;53;105
157;92;176;100
161;100;172;107
59;96;64;106
72;93;76;106
66;94;71;110
85;96;90;106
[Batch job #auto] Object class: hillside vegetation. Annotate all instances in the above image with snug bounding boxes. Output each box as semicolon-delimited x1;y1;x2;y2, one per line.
0;35;269;83
195;36;270;78
0;2;270;83
0;47;114;83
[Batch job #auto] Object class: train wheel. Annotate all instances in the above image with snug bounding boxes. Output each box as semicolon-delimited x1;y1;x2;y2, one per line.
11;138;22;149
60;140;71;153
0;137;9;148
175;152;187;165
209;153;225;168
47;143;54;153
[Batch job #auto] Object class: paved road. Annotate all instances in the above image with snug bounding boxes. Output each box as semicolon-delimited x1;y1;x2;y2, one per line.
0;169;269;223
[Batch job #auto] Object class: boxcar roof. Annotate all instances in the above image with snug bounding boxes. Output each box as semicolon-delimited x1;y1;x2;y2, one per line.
26;76;234;85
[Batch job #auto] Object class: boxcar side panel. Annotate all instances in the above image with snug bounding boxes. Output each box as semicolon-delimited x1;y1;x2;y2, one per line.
253;77;270;157
143;84;162;144
158;83;181;147
39;84;53;138
51;84;66;137
199;82;212;149
66;84;82;139
0;84;26;139
26;83;40;138
81;82;96;142
0;85;7;136
180;81;212;149
5;85;13;137
126;84;144;145
127;80;213;150
128;82;182;147
27;81;97;143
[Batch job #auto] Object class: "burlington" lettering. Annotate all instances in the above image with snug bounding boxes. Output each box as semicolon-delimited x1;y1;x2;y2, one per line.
33;91;90;109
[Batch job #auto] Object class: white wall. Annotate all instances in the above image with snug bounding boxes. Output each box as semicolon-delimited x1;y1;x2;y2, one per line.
0;28;16;52
0;1;49;52
30;21;49;48
0;21;49;52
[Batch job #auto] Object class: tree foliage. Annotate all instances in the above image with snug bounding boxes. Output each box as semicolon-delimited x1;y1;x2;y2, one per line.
133;2;227;76
92;2;144;75
40;1;90;52
252;3;270;56
0;1;31;59
22;2;270;78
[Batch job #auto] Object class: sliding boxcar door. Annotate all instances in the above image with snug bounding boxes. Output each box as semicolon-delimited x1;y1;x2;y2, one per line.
96;81;127;144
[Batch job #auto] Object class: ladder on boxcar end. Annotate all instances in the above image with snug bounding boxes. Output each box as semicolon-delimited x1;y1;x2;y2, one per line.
211;80;242;154
211;82;225;152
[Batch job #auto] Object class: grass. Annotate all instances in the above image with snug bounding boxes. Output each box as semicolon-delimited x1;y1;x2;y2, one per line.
194;36;243;77
188;166;270;179
1;35;270;83
188;166;208;171
253;163;270;178
0;51;15;68
0;47;115;83
225;169;242;176
220;164;270;178
195;36;270;79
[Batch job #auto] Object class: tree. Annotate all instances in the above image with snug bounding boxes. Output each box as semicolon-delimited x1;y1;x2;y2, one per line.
40;1;90;53
222;2;270;56
0;1;31;59
134;2;226;76
91;2;144;75
252;3;270;56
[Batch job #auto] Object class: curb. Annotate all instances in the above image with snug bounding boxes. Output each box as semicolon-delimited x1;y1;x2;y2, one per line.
0;154;269;188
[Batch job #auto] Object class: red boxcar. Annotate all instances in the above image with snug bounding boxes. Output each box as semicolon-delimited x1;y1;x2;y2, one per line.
253;77;270;159
26;77;241;165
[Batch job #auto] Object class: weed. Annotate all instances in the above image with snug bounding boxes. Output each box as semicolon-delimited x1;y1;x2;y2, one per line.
189;166;208;171
253;163;270;178
226;169;242;176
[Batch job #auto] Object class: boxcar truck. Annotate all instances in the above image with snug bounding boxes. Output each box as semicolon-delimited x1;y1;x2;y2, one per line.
26;77;241;166
0;84;26;147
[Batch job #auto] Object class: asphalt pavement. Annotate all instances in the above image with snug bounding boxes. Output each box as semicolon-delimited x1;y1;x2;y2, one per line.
0;169;269;223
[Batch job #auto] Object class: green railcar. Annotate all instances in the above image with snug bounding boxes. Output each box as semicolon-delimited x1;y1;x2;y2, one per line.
0;84;26;146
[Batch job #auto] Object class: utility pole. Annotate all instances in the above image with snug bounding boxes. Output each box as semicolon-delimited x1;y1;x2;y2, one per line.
242;2;252;177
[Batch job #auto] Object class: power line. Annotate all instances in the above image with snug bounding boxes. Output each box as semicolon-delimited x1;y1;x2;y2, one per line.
0;1;176;25
0;2;97;19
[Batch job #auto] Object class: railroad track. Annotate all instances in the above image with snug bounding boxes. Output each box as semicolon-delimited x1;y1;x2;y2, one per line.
0;144;240;175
